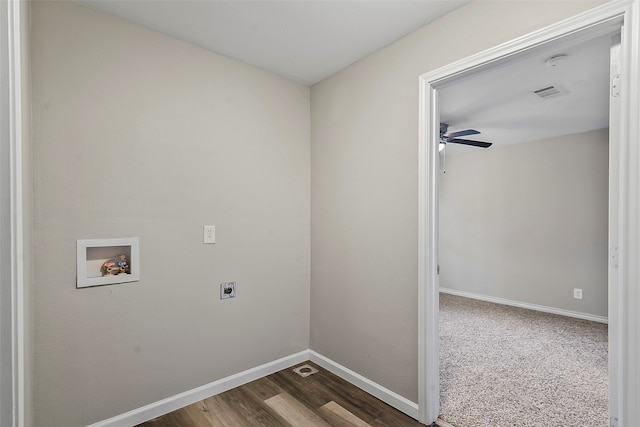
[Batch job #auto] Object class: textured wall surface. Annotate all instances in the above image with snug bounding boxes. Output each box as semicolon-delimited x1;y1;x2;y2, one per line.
30;2;310;426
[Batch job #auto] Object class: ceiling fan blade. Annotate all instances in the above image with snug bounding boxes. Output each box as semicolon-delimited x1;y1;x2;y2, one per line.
444;129;480;139
449;138;492;148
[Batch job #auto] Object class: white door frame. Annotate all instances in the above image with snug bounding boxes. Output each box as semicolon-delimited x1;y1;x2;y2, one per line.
418;1;640;425
1;0;25;426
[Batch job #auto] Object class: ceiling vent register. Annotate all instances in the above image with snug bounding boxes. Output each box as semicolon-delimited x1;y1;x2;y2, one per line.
532;85;565;100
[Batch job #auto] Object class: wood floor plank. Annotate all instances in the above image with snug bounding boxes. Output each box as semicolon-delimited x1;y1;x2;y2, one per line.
269;363;376;424
318;401;372;427
299;365;414;425
271;365;328;402
199;395;257;426
264;392;332;427
240;375;283;402
137;361;425;427
218;387;285;426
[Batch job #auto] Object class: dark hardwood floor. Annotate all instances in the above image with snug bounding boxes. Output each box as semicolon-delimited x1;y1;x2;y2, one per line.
137;361;431;426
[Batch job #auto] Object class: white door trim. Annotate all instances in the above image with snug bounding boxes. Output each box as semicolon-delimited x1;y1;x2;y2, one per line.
608;30;623;427
417;1;640;425
1;0;25;426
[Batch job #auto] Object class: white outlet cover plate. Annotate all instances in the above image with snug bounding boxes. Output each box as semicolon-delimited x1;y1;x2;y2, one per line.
204;225;216;244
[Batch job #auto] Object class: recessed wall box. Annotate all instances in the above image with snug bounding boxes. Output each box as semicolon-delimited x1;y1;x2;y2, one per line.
77;238;140;288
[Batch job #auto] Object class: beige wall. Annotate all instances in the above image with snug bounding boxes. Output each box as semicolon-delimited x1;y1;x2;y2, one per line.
310;0;604;403
22;2;33;426
439;130;609;317
30;2;310;426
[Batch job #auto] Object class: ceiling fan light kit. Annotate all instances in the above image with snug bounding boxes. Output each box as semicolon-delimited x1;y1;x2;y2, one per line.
439;122;493;150
439;122;492;174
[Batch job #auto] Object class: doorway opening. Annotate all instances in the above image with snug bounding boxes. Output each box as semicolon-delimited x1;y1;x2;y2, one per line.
435;31;611;426
417;2;639;425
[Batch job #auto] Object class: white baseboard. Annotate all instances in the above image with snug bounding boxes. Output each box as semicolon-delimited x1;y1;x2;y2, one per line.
87;349;420;426
87;350;310;427
308;350;419;420
440;287;608;324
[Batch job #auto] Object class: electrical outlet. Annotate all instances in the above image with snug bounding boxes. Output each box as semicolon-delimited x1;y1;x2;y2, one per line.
573;288;583;300
204;225;215;244
220;282;236;299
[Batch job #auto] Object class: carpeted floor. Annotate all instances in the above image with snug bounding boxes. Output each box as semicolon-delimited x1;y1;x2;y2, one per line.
439;293;608;427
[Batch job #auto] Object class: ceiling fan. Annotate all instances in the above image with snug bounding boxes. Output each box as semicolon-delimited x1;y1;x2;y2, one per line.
439;123;492;150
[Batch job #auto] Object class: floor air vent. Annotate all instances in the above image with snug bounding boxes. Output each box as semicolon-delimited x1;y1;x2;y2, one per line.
293;364;319;378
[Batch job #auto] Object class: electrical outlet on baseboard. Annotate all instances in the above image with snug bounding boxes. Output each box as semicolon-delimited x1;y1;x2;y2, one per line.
573;288;583;300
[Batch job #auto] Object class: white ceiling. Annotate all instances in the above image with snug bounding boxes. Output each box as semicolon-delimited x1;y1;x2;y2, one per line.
439;33;612;154
77;0;472;85
76;0;611;151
